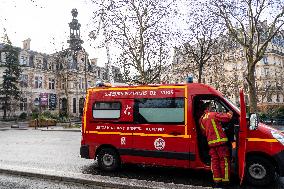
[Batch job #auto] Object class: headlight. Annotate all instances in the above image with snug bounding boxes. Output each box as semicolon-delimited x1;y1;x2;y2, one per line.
271;130;284;145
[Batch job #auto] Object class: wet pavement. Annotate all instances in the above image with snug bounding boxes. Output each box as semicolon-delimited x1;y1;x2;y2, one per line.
0;172;112;189
0;129;89;173
0;128;284;188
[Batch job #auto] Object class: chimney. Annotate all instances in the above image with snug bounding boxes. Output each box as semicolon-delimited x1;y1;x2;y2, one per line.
23;38;31;50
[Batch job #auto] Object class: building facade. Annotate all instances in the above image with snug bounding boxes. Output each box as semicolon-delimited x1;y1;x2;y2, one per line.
164;33;284;111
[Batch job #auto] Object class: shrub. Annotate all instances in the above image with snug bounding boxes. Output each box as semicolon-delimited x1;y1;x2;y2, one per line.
41;111;52;118
275;107;284;119
19;112;27;120
59;111;68;118
31;112;39;119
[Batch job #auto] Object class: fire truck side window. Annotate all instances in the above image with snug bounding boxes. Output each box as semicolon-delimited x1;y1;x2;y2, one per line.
134;98;184;124
92;102;121;119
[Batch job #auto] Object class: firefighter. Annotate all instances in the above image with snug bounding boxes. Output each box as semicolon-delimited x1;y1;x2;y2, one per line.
199;102;233;187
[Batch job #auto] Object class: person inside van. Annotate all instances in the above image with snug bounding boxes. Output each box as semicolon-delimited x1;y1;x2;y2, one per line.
199;102;233;188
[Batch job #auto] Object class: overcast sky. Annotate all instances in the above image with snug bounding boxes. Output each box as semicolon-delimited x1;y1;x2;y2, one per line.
0;0;107;66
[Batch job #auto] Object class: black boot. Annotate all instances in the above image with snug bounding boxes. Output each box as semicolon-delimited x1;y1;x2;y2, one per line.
213;182;223;188
222;182;231;188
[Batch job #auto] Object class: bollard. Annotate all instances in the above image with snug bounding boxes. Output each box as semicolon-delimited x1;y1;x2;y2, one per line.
35;119;38;130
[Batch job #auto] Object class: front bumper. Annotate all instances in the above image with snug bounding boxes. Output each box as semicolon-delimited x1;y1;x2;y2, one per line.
80;145;90;159
274;150;284;176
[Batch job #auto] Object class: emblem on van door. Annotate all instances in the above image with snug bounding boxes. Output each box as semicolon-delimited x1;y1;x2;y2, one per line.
121;137;126;145
123;105;131;116
154;138;165;150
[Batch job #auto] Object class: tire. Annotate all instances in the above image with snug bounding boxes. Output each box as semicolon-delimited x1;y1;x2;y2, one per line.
245;156;276;186
97;148;120;171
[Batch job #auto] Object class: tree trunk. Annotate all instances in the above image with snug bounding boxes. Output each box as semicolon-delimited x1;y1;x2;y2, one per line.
198;64;203;83
3;108;7;120
3;96;8;120
234;86;239;105
247;64;258;113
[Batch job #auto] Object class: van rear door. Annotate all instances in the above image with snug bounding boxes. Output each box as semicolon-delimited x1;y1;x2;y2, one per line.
238;88;248;184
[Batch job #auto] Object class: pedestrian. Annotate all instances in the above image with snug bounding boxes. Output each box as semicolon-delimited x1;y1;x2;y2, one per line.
199;102;233;188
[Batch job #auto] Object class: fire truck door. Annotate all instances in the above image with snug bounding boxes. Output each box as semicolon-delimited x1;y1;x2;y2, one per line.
238;88;248;185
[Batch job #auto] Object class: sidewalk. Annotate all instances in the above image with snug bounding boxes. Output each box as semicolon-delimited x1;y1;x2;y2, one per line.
39;126;81;132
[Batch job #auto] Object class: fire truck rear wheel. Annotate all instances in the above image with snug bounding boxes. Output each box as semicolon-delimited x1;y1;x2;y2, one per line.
97;148;120;171
245;156;276;186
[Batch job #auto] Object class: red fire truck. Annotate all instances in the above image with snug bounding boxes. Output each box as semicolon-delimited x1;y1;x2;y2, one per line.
80;83;284;186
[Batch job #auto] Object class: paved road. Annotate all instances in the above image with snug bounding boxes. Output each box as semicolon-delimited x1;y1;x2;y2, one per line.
0;173;111;189
0;129;90;173
0;128;283;188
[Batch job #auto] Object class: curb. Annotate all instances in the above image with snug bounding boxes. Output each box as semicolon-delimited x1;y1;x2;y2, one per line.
1;128;29;131
0;166;210;189
40;129;81;132
0;129;9;131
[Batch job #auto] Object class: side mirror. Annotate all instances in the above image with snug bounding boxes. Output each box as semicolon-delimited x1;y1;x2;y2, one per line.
249;113;259;130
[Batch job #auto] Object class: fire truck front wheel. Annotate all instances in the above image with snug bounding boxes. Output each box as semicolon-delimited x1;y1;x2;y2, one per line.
97;148;120;171
245;156;276;186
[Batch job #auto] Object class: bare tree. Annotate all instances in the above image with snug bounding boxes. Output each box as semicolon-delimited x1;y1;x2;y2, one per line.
167;0;225;84
183;7;224;83
89;0;176;84
211;0;284;112
258;83;272;111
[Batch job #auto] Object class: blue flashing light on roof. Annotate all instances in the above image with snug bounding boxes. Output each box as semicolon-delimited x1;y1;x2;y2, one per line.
187;75;193;83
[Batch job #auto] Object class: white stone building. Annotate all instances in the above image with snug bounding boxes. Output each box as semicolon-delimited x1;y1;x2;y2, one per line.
163;34;284;111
